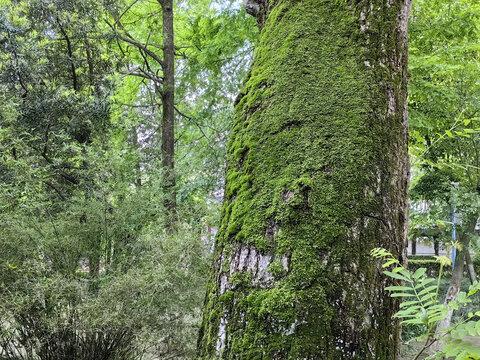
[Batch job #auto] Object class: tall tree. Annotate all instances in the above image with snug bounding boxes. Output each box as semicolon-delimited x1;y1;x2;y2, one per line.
107;0;178;231
198;0;411;358
408;0;480;338
160;0;177;230
108;0;256;231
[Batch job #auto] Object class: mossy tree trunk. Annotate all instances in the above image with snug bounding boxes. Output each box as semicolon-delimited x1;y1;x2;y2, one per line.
198;0;411;359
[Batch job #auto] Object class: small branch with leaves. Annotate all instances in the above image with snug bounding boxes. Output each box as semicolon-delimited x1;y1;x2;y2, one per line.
372;247;480;360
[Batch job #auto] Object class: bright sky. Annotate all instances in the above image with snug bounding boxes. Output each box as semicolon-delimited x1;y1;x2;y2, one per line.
211;0;242;12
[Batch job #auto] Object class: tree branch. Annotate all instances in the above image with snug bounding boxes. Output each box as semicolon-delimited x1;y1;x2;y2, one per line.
121;69;163;85
44;181;66;201
105;18;164;68
37;149;79;185
56;19;78;92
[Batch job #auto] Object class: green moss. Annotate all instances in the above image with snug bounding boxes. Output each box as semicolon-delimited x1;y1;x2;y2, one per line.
230;271;251;288
198;0;409;358
268;260;287;279
219;290;235;304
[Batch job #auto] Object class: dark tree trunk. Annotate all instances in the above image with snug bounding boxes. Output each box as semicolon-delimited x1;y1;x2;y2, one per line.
434;237;439;256
133;126;142;187
412;237;417;255
198;0;412;359
161;0;177;232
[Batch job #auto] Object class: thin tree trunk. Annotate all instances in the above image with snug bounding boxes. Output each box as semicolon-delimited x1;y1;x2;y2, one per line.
437;243;467;329
465;248;477;284
84;36;95;88
434;237;439;256
133;126;142;187
57;20;78;92
412;237;417;255
198;0;412;359
160;0;177;232
110;2;176;229
433;215;478;352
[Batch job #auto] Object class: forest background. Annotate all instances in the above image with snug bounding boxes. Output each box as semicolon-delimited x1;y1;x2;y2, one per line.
0;0;479;359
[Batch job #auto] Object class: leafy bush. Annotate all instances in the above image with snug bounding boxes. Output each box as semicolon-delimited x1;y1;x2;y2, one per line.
373;248;480;360
0;228;209;360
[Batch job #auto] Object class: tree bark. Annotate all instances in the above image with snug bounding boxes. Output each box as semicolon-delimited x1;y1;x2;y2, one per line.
132;126;142;187
433;215;478;352
434;236;439;256
161;0;177;232
465;249;477;284
198;0;412;359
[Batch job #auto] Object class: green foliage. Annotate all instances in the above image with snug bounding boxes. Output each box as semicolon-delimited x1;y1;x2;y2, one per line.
408;0;480;263
409;183;480;266
373;248;480;360
0;0;255;358
106;0;257;206
409;0;480;191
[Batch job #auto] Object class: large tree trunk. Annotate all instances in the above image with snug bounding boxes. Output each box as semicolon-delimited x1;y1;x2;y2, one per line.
198;0;411;359
161;0;177;232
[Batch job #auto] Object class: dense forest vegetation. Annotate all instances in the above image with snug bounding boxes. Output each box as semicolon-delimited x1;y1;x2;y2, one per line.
0;0;480;359
0;0;256;357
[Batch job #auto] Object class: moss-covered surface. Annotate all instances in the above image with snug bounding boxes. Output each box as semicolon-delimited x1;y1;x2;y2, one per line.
198;0;410;358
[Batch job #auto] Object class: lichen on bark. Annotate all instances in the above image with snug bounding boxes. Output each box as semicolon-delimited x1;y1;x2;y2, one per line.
198;0;411;358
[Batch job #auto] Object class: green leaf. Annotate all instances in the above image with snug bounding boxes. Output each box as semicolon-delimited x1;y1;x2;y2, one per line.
468;281;480;296
382;259;397;268
385;286;412;291
420;293;435;302
417;278;436;288
418;285;437;296
413;267;426;279
390;293;415;297
466;321;477;336
383;271;409;282
400;300;420;308
448;300;459;310
457;291;470;304
402;318;424;325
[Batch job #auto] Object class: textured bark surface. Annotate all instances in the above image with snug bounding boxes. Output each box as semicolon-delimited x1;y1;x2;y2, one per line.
198;0;411;358
161;0;177;231
465;249;477;285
